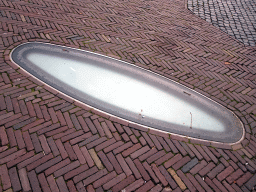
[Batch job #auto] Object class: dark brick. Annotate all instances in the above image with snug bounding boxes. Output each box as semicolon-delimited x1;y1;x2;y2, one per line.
207;163;225;179
182;158;198;173
158;165;178;189
54;160;80;178
106;152;123;174
27;170;42;192
147;150;166;164
64;164;89;180
35;155;62;173
245;174;256;190
217;166;234;181
83;169;108;186
9;167;22;192
56;176;69;192
112;175;135;192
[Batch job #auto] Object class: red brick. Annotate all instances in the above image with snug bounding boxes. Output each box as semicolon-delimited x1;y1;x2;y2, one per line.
29;121;52;133
27;153;53;171
122;143;142;157
212;178;228;192
134;158;150;181
95;138;116;151
236;172;253;186
0;126;8;145
116;153;132;176
45;126;69;137
30;133;43;153
0;149;26;164
207;163;225;179
158;165;178;189
9;167;22;192
135;180;154;192
190;160;207;175
0;164;11;190
83;169;108;186
186;173;204;192
56;110;67;126
103;173;126;190
7;151;34;168
45;158;71;176
143;161;159;183
80;146;95;167
69;132;92;145
48;107;58;123
149;134;163;150
47;175;59;192
38;173;51;192
22;131;34;151
152;164;168;186
93;119;105;137
103;141;124;153
172;156;191;170
35;155;62;173
217;166;234;181
141;132;154;147
226;169;244;184
77;116;89;132
37;123;60;135
87;137;108;149
113;141;133;154
177;170;196;192
194;174;213;192
93;171;117;188
17;152;44;169
73;166;98;183
67;180;77;192
0;147;17;159
164;154;182;168
97;151;113;171
104;120;116;132
6;128;17;147
106;152;123;174
41;105;51;121
55;139;68;159
26;101;36;117
73;144;86;164
112;175;135;192
125;157;141;179
38;134;51;154
85;117;98;134
123;178;144;192
147;150;166;164
64;164;89;180
56;176;69;192
199;162;215;176
187;143;203;160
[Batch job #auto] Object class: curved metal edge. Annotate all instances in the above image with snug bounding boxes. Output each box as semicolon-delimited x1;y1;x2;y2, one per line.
9;41;245;146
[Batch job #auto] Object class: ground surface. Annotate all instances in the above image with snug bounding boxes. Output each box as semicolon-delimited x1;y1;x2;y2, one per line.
0;0;256;191
188;0;256;47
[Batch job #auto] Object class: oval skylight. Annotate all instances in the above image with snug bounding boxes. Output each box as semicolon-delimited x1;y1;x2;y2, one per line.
11;42;244;143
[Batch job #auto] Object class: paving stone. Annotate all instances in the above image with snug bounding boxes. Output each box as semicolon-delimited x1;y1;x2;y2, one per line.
103;173;126;190
8;167;22;192
18;168;31;192
38;173;51;192
27;170;42;192
112;175;135;192
182;158;198;173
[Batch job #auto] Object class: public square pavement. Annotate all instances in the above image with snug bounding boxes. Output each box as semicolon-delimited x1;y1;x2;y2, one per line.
0;0;256;191
188;0;256;47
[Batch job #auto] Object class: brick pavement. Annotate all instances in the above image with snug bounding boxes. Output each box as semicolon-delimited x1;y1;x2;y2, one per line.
187;0;256;47
0;0;256;191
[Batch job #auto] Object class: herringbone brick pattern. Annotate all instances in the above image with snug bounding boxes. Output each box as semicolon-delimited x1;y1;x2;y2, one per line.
0;0;256;191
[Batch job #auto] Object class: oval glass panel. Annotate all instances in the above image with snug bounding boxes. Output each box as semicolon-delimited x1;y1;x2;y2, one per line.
11;42;244;143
